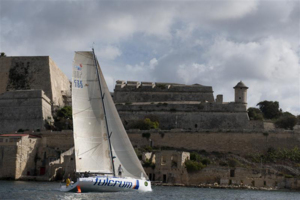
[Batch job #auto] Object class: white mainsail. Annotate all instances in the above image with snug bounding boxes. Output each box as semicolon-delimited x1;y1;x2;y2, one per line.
72;52;112;173
72;51;147;179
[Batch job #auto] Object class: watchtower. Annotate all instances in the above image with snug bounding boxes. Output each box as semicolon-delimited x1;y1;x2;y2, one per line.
234;81;248;104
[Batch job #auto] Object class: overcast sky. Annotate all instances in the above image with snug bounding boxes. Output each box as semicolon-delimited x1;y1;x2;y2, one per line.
0;0;299;114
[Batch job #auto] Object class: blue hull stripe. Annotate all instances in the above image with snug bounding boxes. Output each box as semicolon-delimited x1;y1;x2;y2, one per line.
134;180;139;190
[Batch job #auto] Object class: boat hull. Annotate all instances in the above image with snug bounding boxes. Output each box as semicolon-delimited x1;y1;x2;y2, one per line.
60;176;152;192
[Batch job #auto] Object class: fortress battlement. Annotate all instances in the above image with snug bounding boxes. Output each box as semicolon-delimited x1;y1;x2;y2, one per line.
114;80;215;103
115;80;213;92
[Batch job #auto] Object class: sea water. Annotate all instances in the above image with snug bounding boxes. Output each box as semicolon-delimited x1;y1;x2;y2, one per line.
0;180;300;200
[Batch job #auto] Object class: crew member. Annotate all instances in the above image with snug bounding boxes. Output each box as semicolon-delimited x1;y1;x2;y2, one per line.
118;164;123;177
66;175;71;187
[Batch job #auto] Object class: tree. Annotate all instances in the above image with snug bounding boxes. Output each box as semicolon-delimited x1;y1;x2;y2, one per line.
275;112;297;130
297;115;300;125
53;106;73;130
247;107;263;120
257;101;282;119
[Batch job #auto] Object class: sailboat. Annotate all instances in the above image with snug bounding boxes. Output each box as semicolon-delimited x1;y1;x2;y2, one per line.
60;50;152;192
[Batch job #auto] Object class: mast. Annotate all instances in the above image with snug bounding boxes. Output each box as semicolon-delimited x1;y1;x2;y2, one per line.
92;48;116;176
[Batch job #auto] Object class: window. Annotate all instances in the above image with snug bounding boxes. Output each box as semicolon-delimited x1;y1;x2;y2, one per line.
230;169;235;177
161;156;166;165
0;138;3;143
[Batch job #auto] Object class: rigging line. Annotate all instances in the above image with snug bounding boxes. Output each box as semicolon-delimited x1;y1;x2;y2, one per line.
73;106;92;116
92;48;116;177
78;143;101;157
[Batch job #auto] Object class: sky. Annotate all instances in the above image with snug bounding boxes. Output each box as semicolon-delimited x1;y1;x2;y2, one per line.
0;0;299;115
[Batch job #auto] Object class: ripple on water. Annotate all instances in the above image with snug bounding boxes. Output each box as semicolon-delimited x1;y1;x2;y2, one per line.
0;181;300;200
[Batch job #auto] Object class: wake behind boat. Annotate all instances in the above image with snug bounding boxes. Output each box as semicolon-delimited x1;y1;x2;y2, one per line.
60;50;152;192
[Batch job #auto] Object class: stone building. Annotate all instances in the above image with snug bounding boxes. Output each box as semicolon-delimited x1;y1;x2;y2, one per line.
0;134;41;179
0;55;71;133
0;131;74;180
0;55;71;108
113;80;259;130
143;151;190;184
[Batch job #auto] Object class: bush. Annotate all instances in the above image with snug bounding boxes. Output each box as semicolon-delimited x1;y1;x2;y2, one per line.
201;158;211;165
275;113;297;130
143;159;155;169
185;160;205;173
130;118;159;130
190;152;202;162
247;107;264;120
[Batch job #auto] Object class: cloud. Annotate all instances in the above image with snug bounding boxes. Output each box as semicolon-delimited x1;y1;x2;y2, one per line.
97;46;122;61
0;0;299;114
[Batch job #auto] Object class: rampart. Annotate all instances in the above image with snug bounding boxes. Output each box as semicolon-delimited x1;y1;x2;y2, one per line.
0;90;52;133
127;129;300;155
0;56;70;107
113;81;215;103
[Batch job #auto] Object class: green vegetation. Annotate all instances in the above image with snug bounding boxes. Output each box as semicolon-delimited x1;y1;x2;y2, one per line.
247;107;263;120
249;100;297;130
248;147;300;163
275;112;297;130
185;160;205;172
129;118;159;130
143;159;155;169
185;152;211;173
52;106;73;131
257;101;281;119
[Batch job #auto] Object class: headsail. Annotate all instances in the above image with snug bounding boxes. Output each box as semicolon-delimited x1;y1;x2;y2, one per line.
72;52;112;173
95;57;148;179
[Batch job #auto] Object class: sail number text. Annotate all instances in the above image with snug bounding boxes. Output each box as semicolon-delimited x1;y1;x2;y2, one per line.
74;80;83;88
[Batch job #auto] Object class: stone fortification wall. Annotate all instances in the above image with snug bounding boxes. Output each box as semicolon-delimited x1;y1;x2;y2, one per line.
0;144;17;178
0;135;40;179
119;110;250;130
49;57;71;108
38;131;74;151
0;56;70;107
127;130;300;155
0;57;12;95
15;136;40;179
0;90;52;133
113;81;214;103
116;102;247;112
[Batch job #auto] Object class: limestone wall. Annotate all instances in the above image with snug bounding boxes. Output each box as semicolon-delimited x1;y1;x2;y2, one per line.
0;143;17;178
15;136;40;178
0;56;12;94
119;111;250;130
49;57;70;107
0;90;52;133
128;130;300;155
0;56;70;107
